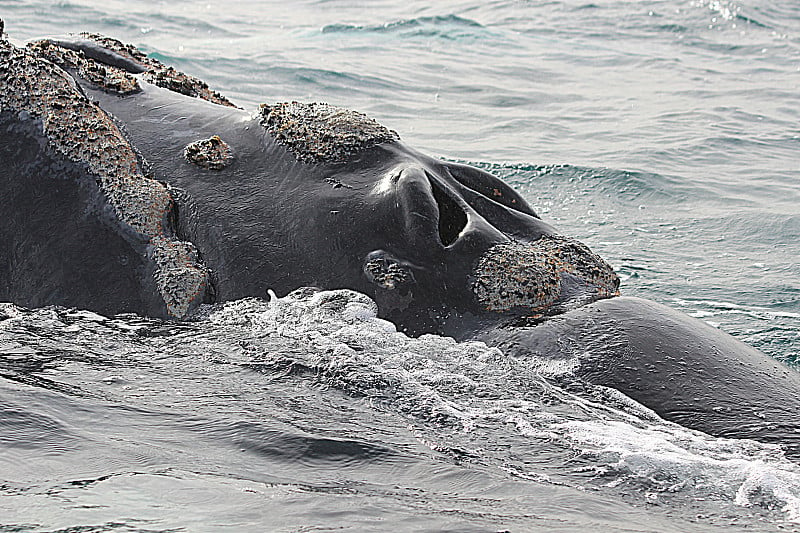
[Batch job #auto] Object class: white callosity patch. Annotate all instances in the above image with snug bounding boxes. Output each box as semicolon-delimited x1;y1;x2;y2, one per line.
0;40;209;318
27;39;141;95
472;235;620;313
183;135;233;170
259;101;399;164
206;289;800;521
77;33;237;107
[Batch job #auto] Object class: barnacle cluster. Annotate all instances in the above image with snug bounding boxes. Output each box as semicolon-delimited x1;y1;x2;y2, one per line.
259;101;399;164
472;235;620;313
28;33;238;107
28;39;141;95
363;257;415;290
184;135;233;170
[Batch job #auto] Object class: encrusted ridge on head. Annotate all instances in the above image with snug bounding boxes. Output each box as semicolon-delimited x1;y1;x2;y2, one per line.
259;101;400;164
0;39;210;318
28;33;239;108
472;235;620;314
28;39;141;95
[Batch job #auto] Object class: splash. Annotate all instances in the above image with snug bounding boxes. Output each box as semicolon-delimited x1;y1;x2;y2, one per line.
205;289;800;521
2;290;800;523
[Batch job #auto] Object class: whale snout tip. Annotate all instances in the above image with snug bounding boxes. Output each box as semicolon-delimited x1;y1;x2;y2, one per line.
471;236;619;316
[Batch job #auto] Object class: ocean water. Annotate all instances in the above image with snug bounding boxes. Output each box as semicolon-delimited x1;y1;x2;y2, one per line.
1;0;799;531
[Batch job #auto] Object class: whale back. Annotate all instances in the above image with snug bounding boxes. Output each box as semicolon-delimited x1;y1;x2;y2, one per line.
477;296;800;457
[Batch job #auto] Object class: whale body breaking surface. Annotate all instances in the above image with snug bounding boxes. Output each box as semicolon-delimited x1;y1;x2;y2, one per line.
1;23;800;458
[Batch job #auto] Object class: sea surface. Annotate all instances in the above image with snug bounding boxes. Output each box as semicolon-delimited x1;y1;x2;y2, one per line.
1;0;799;531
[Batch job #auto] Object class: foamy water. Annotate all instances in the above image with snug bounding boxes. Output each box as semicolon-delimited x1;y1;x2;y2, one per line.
2;0;799;530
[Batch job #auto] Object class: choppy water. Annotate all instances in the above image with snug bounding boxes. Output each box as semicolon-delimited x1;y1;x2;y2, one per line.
1;0;799;531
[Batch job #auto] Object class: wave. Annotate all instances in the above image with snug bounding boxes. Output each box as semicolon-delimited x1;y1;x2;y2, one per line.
319;14;491;41
475;162;694;203
206;290;800;519
2;289;800;525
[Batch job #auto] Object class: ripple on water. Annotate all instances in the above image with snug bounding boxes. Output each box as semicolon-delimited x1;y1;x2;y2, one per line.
0;404;76;453
2;0;800;529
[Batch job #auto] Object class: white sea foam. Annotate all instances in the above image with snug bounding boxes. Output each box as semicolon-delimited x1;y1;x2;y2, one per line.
208;289;800;521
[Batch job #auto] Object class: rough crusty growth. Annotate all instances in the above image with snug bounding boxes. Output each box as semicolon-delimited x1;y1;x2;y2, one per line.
259;101;399;164
0;39;210;318
30;33;238;108
363;257;414;290
27;39;141;95
82;33;237;107
184;135;233;170
472;235;620;313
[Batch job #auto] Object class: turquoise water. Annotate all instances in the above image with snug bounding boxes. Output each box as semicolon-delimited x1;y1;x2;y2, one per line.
1;0;800;531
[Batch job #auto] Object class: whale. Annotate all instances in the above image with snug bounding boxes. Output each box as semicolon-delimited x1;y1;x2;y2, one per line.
2;27;799;457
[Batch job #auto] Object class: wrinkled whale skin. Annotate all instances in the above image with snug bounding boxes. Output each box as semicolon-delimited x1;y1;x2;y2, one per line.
82;83;538;331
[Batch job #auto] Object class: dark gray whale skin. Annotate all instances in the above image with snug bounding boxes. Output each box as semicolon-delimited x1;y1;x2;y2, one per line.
0;113;137;314
77;82;555;333
2;32;800;457
474;296;800;456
